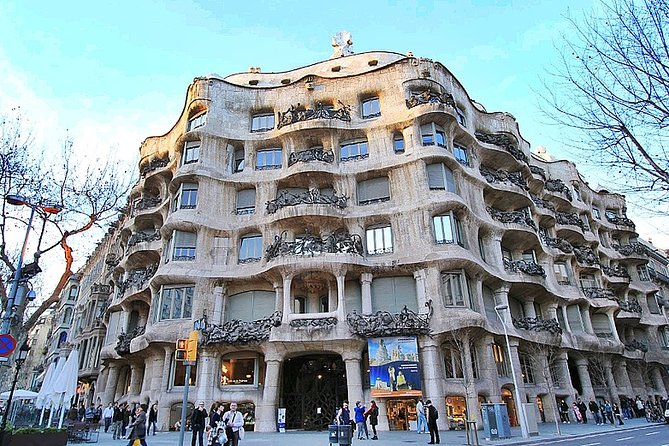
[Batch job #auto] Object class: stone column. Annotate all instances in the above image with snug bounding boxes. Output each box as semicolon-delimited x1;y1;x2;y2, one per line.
581;307;594;334
523;301;536;319
342;352;363;407
613;359;634;397
157;347;174;431
493;287;511;324
273;282;283;313
336;275;346;321
480;334;501;403
546;303;558;320
212;285;225;324
140;358;151;396
419;338;447;430
507;339;527;404
561;306;572;333
282;276;292;324
575;358;595;401
100;365;117;405
129;363;143;397
160;346;174;394
256;350;282;432
461;333;480;425
413;269;427;311
603;358;618;403
652;367;666;395
195;348;217;403
556;351;575;406
361;273;373;314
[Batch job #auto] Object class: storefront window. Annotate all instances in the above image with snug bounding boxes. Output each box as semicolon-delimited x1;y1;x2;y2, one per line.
445;396;466;430
220;354;265;386
172;359;197;387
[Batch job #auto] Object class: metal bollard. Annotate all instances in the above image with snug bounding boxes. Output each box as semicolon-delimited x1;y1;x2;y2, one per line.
465;420;479;446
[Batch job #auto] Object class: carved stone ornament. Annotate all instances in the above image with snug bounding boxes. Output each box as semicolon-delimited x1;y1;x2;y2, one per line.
529;165;547;180
541;235;573;254
606;214;636;228
288;147;335;166
572;245;599;266
289;317;338;329
581;287;616;300
487;207;537;231
475;132;527;163
602;265;630;279
346;300;433;337
513;317;562;335
331;31;353;58
202;311;282;345
613;242;649;257
616;298;643;314
266;188;348;214
127;230;161;247
624;339;648;353
544;179;572;201
556;212;588;232
503;259;546;277
140;157;169;176
405;90;456;109
265;229;363;260
479;166;528;190
134;196;162;214
115;325;146;356
117;264;158;296
277;102;351;129
91;283;112;294
530;194;556;213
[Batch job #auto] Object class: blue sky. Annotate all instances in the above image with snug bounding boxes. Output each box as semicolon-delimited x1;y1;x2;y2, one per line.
1;0;667;247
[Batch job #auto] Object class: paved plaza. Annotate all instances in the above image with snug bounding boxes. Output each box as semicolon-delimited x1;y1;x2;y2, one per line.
92;418;667;446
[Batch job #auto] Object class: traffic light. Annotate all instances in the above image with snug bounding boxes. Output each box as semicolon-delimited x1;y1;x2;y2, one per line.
186;330;198;362
176;338;188;361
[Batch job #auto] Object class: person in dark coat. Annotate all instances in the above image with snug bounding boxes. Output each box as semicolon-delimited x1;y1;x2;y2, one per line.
364;400;379;440
126;404;148;446
122;403;131;437
190;401;208;446
577;399;588;424
426;399;440;444
148;403;158;435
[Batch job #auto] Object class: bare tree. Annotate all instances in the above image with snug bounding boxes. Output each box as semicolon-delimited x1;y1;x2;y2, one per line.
587;354;617;404
444;327;481;426
0;108;133;338
521;340;563;435
543;0;669;207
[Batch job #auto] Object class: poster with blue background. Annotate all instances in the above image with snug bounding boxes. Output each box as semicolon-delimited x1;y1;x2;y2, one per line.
368;336;422;397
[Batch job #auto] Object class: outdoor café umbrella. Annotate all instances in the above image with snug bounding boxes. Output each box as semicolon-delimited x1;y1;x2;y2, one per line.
50;349;78;429
44;356;66;426
0;389;38;400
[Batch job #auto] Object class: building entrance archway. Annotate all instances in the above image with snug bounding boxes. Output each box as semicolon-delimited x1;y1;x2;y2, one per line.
281;354;347;430
501;388;518;427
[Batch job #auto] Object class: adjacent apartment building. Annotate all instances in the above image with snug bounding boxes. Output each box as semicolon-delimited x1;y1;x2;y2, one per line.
42;46;669;432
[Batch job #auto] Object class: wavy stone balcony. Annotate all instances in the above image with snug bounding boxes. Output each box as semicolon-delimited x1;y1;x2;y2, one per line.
606;215;636;229
140;157;169;177
127;230;161;248
265;229;363;260
616;298;643;314
544;179;572;201
541;235;573;254
116;264;158;299
132;196;162;216
503;259;546;277
529;165;547;180
405;90;456;109
288;147;335;166
649;268;669;285
581;287;616;300
530;194;556;214
475;131;527;164
487;207;537;231
573;245;599;267
624;338;648;353
479;166;528;191
202;311;282;344
512;317;562;335
555;212;588;233
115;325;146;356
346;301;433;337
266;189;348;214
613;242;649;258
602;265;631;281
277;102;351;129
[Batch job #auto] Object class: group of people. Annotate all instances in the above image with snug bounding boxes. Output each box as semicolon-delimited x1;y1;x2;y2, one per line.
558;395;668;426
97;401;158;444
189;400;245;446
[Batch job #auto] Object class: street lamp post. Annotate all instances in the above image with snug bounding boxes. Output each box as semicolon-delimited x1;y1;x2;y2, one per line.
0;341;30;443
494;304;529;439
1;195;61;335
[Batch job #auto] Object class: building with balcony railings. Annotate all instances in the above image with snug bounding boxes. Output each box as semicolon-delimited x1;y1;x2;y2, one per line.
90;40;669;432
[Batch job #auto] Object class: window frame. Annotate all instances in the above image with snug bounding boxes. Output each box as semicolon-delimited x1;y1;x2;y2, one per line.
239;234;263;263
220;353;264;387
592;208;600;219
187;112;207;132
174;182;198;211
251;113;275;133
420;122;446;147
172;230;197;261
441;270;473;308
393;133;405;153
426;162;456;192
155;285;194;322
256;148;283;170
361;97;381;119
365;224;394;255
182;141;200;165
357;176;390;206
453;143;470;167
236;188;256;215
340;140;369;162
433;213;465;247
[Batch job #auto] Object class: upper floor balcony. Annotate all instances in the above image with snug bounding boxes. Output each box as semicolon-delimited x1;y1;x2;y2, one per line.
487;207;537;231
266;188;348;215
503;259;546;277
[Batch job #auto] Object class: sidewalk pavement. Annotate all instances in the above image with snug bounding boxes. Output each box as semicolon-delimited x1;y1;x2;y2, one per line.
94;417;665;446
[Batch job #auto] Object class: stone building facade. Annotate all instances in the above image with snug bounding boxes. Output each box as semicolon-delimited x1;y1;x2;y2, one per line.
90;49;669;432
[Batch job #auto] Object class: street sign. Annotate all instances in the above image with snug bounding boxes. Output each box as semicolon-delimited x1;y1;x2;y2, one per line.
193;318;207;331
0;334;17;357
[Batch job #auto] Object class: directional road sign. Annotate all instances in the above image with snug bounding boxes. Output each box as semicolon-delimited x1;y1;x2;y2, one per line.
0;334;17;357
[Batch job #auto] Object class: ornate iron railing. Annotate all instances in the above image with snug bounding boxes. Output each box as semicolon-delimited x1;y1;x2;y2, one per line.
529;165;546;179
479;166;528;190
613;242;649;257
288;148;335;166
133;196;162;214
289;317;338;329
405;90;456;109
617;298;643;314
91;283;112;294
127;231;161;247
541;235;573;253
606;215;636;228
624;339;648;353
265;229;363;260
141;157;169;176
503;259;546;277
115;325;146;356
117;264;158;296
530;194;556;212
602;265;630;279
544;179;572;200
581;287;616;300
277;102;351;129
487;207;537;231
573;245;599;266
475;132;527;163
649;268;669;285
513;317;562;335
266;189;348;214
346;301;433;337
556;212;588;232
202;311;282;344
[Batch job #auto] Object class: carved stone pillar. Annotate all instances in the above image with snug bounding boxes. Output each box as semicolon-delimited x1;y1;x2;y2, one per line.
360;273;373;314
282;276;292;324
603;359;618;403
480;334;501;403
508;339;527;405
342;352;363;408
419;338;447;430
102;364;119;405
129;364;143;397
140;357;152;396
413;269;427;311
561;306;572;333
461;333;480;425
613;359;634;397
273;282;283;313
575;358;595;401
256;350;283;432
336;275;346;321
195;349;217;403
160;346;174;395
556;351;575;407
523;301;536;319
652;367;666;395
212;285;225;325
581;307;594;334
493;286;511;323
546;303;558;320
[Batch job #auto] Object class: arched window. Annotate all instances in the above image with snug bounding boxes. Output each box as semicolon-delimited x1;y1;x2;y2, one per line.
58;331;68;347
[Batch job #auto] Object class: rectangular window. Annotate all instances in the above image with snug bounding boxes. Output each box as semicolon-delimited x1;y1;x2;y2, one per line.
493;343;510;377
357;177;390;205
236;189;256;215
553;262;570;285
598;232;609;248
433;214;464;247
361;97;381;119
637;265;650;281
234;148;245;173
581;215;591;231
519;354;534;384
426;163;456;192
441;271;471;307
251;113;275;132
566;305;585;333
239;235;263;263
187;112;207;131
605;209;617;220
647;295;661;314
456;107;466;127
453;144;470;166
521;250;536;263
256;148;282;170
592;208;600;219
579;274;597;289
157;285;194;321
340;140;369;162
174;183;198;210
420;123;446;147
172;356;197;387
573;187;581;201
501;248;512;262
221;357;257;386
366;225;393;255
444;346;464;379
182;141;200;165
393;134;405;153
478;237;486;262
172;230;196;261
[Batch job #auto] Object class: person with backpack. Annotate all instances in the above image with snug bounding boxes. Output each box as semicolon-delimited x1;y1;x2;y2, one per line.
426;399;440;444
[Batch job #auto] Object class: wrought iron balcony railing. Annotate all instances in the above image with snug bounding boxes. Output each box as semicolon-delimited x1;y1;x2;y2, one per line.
581;287;616;300
606;215;636;228
544;179;572;201
475;131;527;163
512;317;562;335
479;166;528;190
503;259;546;277
573;245;599;266
288;147;335;166
277;102;351;129
541;235;573;254
140;157;169;176
617;298;643;314
556;212;588;232
127;230;161;247
624;339;648;353
601;265;631;279
405;90;456;109
347;301;433;337
487;207;537;231
265;229;363;260
266;188;348;214
613;242;649;257
115;325;146;356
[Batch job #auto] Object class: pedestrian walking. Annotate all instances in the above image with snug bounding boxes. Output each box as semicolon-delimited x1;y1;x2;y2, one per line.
416;400;428;434
190;401;208;446
613;403;624;425
364;400;379;440
572;402;582;423
112;402;124;440
221;401;245;446
604;400;614;424
558;400;570;423
126;404;148;446
148;403;158;435
426;399;439;445
103;402;114;433
354;401;369;439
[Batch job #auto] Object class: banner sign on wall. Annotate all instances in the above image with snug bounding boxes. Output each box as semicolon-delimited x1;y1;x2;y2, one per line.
368;336;422;397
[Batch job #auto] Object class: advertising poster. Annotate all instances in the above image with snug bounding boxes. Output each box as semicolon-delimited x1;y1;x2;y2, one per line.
368;336;422;397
